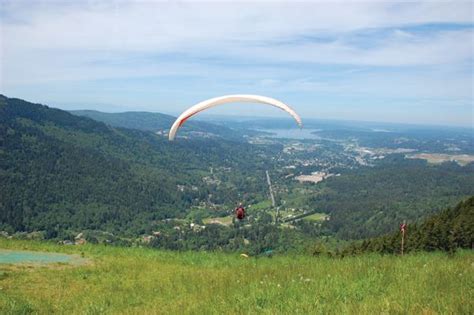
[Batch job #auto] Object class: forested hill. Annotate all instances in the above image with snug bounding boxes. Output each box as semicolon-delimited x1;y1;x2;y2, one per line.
307;156;474;239
0;95;274;235
70;110;177;131
70;110;241;140
343;196;474;255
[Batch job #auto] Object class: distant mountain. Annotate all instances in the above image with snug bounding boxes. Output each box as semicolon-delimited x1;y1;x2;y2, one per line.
343;196;473;255
70;110;175;131
0;95;272;235
70;110;243;140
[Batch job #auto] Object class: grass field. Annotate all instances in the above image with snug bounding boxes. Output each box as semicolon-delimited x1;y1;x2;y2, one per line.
302;213;328;222
203;216;233;226
0;239;472;314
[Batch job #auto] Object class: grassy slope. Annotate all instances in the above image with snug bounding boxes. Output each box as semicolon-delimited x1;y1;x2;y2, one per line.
0;240;472;314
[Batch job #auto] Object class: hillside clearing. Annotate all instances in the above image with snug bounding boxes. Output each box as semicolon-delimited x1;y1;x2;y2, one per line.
203;216;233;226
302;213;328;222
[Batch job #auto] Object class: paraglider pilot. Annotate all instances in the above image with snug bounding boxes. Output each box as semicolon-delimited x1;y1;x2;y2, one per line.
235;203;246;220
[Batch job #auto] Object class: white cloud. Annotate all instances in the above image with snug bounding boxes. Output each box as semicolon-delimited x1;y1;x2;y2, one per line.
0;0;472;126
2;1;473;85
2;1;472;51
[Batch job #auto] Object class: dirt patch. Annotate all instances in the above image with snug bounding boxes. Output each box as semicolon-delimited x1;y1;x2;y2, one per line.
295;172;330;183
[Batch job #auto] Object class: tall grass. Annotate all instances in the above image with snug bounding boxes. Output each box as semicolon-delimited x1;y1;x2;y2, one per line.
0;239;472;314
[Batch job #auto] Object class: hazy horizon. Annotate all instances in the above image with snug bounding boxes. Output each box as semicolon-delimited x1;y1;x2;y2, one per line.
64;101;472;130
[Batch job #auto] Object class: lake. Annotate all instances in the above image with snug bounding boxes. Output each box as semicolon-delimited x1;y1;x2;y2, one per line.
258;128;322;140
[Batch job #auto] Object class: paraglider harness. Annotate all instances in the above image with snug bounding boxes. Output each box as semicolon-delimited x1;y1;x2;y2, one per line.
235;206;246;220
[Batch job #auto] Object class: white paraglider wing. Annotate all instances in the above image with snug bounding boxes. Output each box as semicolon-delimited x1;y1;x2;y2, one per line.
169;94;302;140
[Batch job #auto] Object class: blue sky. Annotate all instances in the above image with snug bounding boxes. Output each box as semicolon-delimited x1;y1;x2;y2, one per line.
1;0;473;126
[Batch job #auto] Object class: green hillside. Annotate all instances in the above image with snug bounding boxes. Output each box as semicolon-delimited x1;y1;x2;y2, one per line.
343;196;474;255
0;95;273;235
1;95;473;248
307;156;474;239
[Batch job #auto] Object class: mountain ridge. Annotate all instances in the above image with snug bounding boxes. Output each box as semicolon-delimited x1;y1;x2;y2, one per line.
70;109;243;140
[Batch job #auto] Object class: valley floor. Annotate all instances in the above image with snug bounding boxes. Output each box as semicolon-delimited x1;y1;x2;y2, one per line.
0;239;472;314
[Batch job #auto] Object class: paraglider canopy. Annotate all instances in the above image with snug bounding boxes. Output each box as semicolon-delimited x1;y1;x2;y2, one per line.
168;94;302;141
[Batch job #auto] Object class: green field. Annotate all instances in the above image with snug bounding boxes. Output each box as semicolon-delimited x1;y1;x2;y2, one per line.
203;216;233;226
302;213;328;222
0;239;472;314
